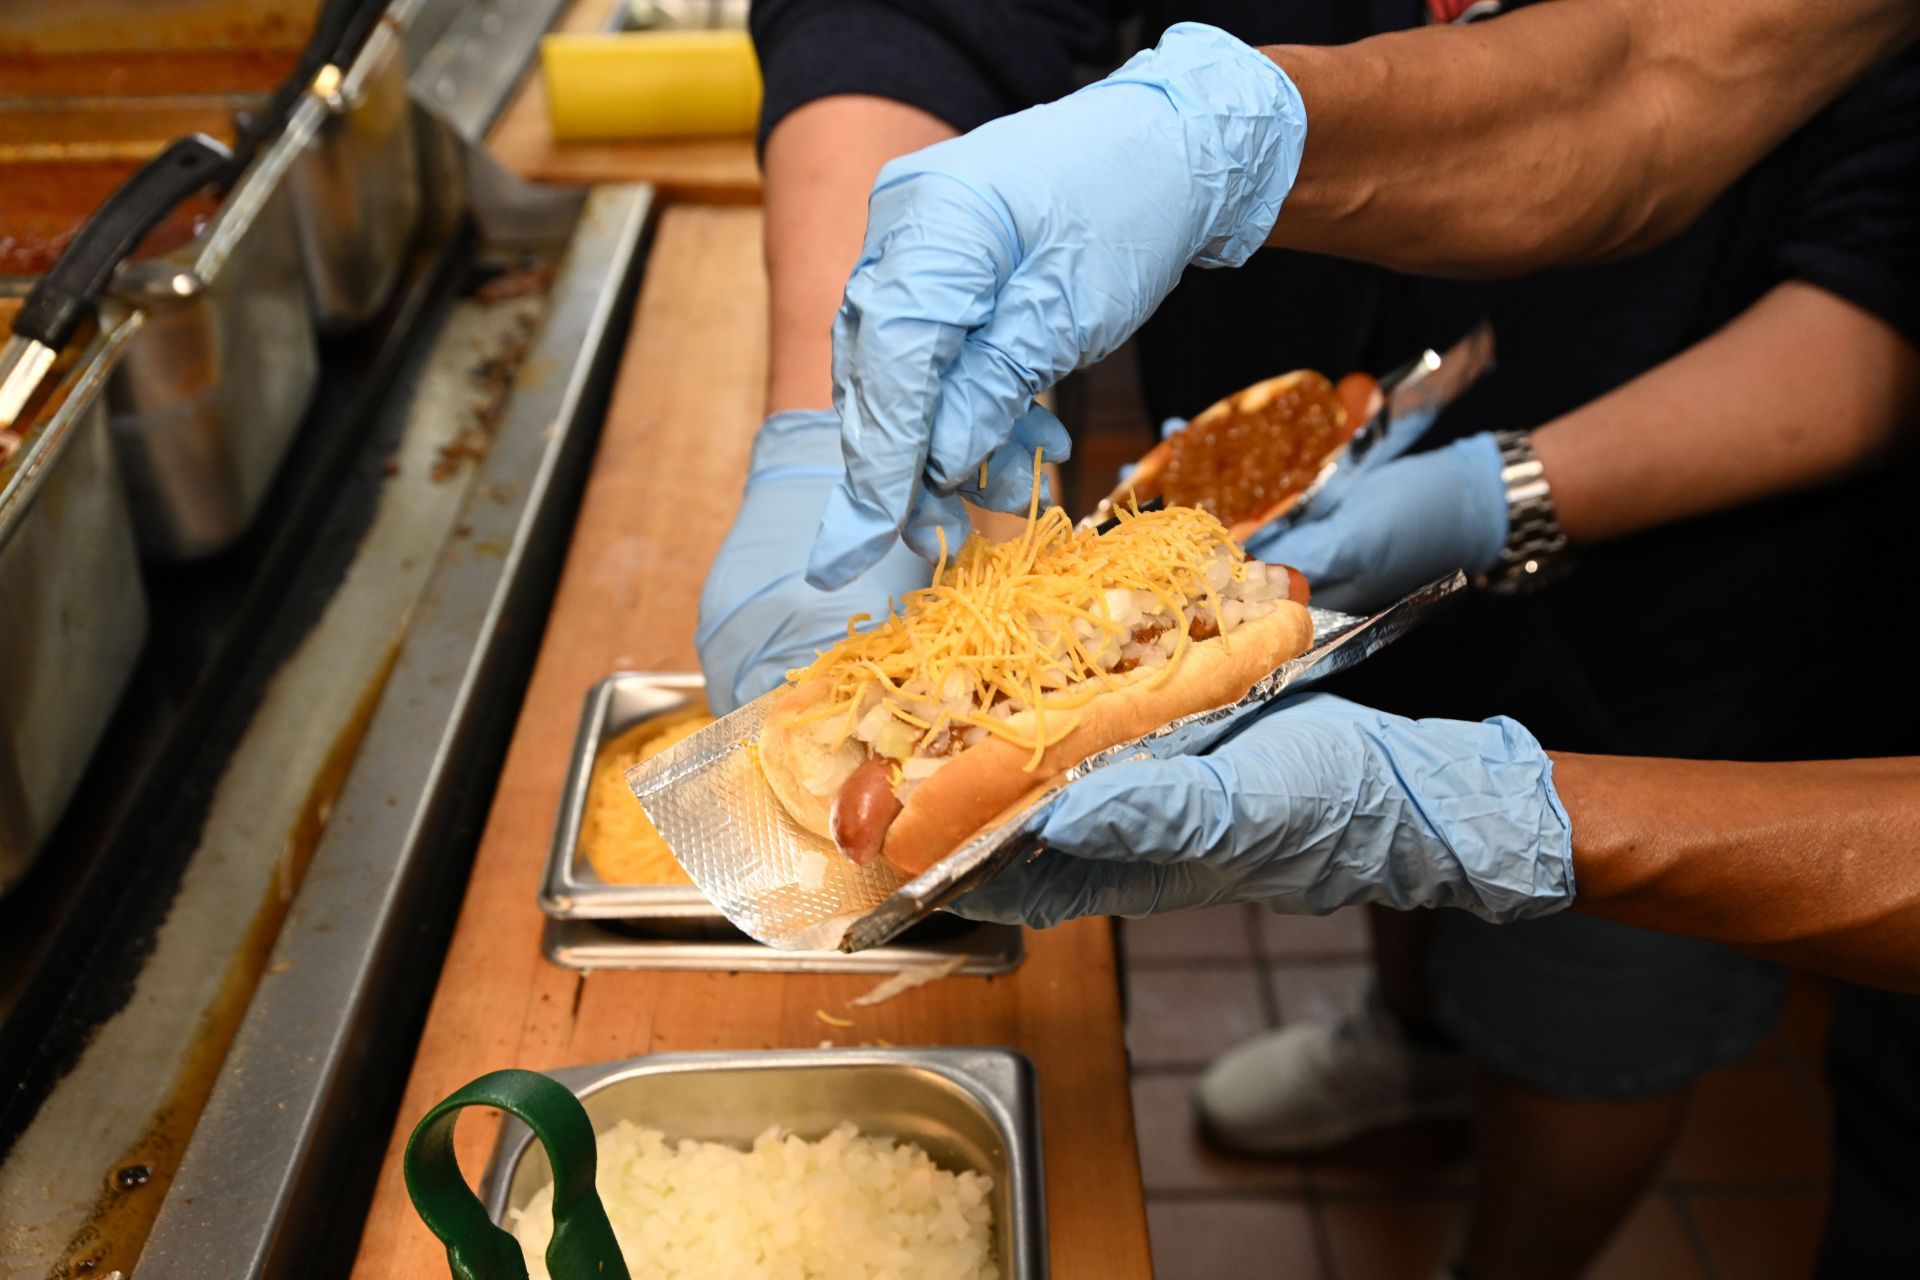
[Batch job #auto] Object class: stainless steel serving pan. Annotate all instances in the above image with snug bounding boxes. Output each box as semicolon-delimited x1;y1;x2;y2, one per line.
542;671;1024;972
542;914;1025;974
0;98;320;560
0;303;149;892
541;670;714;923
478;1047;1048;1280
289;8;422;332
0;0;429;556
106;110;321;560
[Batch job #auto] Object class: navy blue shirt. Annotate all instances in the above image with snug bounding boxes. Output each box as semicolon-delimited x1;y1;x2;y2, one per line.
752;0;1920;759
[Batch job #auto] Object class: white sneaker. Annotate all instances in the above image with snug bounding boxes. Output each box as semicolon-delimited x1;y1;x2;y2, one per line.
1195;982;1469;1154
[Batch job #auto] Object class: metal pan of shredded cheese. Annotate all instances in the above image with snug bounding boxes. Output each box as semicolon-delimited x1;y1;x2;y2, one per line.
542;673;726;922
627;572;1463;953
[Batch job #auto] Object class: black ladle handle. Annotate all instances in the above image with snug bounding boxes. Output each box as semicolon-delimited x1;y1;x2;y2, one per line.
11;134;235;350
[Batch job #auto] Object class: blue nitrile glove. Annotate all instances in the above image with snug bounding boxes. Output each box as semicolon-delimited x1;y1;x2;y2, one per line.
806;22;1309;588
1242;433;1509;614
697;411;933;714
951;693;1574;928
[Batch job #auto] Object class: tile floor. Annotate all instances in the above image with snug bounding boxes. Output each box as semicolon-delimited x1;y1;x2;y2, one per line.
1118;904;1835;1280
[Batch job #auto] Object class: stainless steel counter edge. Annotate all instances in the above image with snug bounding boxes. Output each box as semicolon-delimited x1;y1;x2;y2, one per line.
133;184;655;1280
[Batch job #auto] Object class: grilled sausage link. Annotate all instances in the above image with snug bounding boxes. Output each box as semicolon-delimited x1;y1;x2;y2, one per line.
1335;372;1380;430
832;758;903;866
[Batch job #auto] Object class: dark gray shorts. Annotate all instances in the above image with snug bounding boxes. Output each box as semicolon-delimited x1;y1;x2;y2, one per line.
1427;910;1785;1098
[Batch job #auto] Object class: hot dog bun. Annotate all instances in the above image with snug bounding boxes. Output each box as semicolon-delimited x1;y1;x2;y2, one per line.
758;679;838;842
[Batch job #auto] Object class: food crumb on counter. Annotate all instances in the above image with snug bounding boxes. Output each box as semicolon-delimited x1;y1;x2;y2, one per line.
815;1009;854;1028
850;955;968;1007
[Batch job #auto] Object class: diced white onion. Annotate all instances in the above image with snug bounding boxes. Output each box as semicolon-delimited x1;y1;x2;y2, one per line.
873;718;919;761
507;1121;997;1280
855;703;893;745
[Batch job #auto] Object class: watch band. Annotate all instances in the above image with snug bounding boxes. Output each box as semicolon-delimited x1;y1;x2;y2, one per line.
1479;430;1570;594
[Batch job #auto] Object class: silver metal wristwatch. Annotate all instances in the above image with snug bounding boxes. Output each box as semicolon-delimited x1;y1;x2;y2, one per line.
1478;430;1570;594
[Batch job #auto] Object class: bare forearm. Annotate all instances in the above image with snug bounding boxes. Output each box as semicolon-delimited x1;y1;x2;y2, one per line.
1557;753;1920;990
1527;283;1919;544
1264;0;1920;274
762;96;955;414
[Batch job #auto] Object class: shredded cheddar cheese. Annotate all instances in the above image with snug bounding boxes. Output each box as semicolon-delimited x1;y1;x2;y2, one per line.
785;480;1256;770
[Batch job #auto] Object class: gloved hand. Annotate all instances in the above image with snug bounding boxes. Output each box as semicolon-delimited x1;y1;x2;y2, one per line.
1243;433;1509;614
697;411;932;714
807;22;1308;588
951;693;1573;928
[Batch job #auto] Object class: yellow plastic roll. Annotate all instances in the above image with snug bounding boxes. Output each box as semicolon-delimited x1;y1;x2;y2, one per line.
540;30;762;141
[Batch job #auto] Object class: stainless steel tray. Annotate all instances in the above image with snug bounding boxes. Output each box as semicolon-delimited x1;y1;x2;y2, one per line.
106;109;319;559
0;305;150;892
478;1047;1047;1279
541;671;1024;971
541;670;714;922
543;915;1024;974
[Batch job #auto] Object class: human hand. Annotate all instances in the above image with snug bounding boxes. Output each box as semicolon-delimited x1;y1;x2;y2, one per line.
697;410;932;713
806;22;1308;588
952;693;1573;927
1243;434;1508;614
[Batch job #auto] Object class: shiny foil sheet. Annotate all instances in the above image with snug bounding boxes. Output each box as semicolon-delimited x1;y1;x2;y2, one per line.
629;573;1465;952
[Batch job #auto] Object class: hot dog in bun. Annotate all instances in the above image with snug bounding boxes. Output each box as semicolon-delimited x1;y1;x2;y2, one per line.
759;496;1314;877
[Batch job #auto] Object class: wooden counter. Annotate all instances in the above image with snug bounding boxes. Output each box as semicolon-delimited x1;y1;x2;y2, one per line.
349;205;1151;1277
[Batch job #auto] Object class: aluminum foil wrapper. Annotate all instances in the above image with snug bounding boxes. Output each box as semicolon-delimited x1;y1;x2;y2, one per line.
630;573;1465;952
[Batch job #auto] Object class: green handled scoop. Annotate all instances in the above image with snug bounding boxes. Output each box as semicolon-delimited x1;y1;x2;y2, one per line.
404;1069;631;1280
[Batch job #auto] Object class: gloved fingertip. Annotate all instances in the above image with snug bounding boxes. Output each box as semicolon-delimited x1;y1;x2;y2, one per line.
1158;416;1188;440
1012;402;1073;461
904;520;964;565
903;485;975;560
804;538;870;591
1242;514;1339;575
